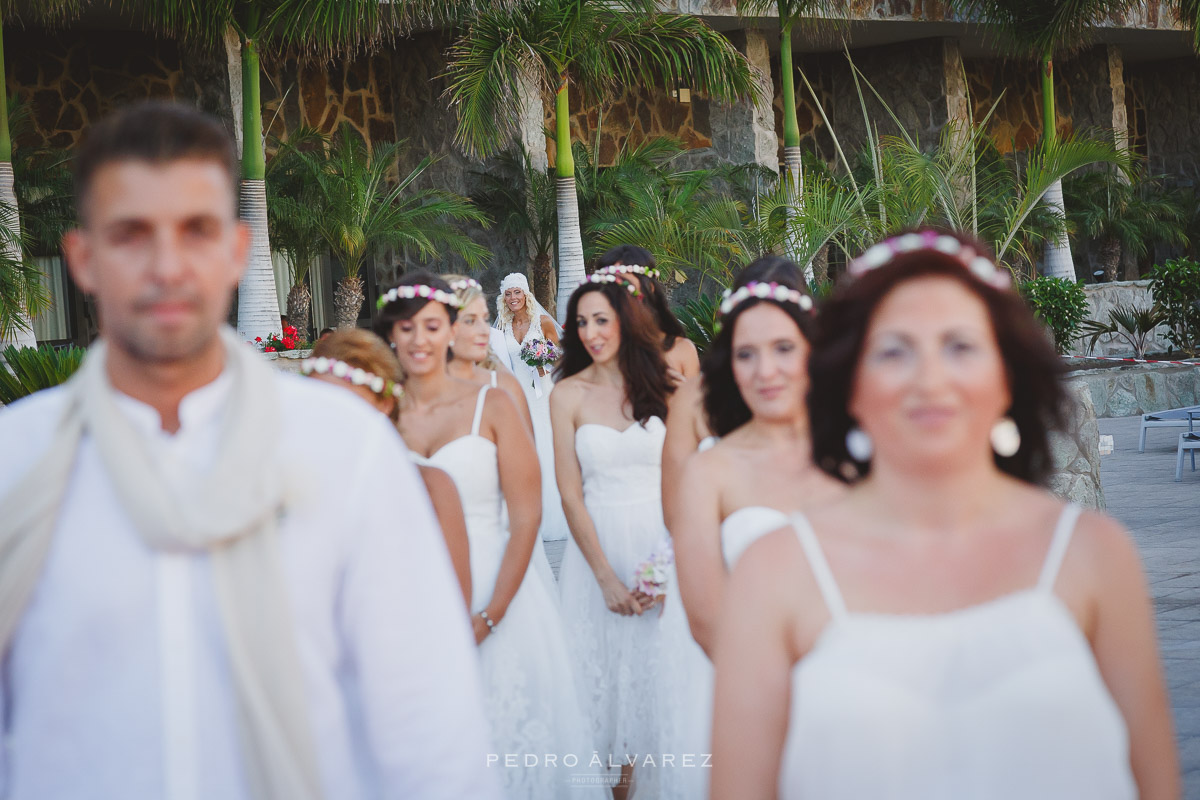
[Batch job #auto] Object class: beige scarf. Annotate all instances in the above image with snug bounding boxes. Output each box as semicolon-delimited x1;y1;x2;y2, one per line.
0;327;322;800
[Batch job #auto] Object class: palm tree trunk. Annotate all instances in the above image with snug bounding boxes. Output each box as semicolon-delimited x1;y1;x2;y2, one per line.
235;29;281;343
1098;237;1121;282
286;279;312;343
1040;52;1076;281
778;23;812;281
0;18;34;349
334;273;364;330
552;80;585;322
0;162;35;348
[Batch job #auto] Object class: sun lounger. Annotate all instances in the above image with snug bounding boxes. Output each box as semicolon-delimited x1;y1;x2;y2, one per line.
1175;432;1200;481
1139;406;1200;452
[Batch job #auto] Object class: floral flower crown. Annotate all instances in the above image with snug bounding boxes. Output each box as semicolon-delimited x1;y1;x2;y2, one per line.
715;281;814;332
847;231;1012;289
584;272;641;296
376;284;462;311
301;357;403;399
596;264;661;281
449;278;482;293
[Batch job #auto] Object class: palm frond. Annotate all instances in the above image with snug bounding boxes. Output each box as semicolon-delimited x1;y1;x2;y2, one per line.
945;0;1139;57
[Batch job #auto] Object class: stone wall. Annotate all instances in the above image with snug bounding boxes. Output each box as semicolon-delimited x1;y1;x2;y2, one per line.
1071;363;1200;417
259;51;396;154
1080;280;1174;357
1051;379;1106;509
6;29;234;149
1126;58;1200;185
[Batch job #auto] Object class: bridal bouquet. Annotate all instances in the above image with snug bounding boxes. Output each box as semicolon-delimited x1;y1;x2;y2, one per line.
519;338;562;371
632;538;675;599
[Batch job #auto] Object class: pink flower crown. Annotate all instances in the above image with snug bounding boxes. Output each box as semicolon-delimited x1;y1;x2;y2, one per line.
716;281;814;332
847;232;1012;290
584;272;642;296
376;284;462;311
302;357;404;399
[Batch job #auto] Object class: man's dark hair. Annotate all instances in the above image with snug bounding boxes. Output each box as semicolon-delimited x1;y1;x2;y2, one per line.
73;101;238;222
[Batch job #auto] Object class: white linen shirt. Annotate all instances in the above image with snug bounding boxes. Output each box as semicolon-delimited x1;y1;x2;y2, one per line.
0;368;501;800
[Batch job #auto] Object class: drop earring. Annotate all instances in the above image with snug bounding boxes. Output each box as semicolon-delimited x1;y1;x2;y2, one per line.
990;417;1021;457
845;426;874;462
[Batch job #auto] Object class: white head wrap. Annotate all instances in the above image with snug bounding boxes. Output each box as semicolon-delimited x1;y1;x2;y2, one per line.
495;272;563;337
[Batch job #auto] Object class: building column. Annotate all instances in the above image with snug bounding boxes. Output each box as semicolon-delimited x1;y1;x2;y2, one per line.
943;39;971;146
1108;44;1129;148
709;28;778;172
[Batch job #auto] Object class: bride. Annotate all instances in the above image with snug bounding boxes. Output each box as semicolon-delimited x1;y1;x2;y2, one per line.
495;273;570;543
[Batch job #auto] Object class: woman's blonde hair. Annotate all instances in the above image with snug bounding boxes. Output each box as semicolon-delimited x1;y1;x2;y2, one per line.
310;329;405;422
446;274;502;371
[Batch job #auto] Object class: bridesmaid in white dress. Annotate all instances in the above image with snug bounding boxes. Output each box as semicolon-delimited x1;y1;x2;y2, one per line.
712;232;1177;799
551;275;676;798
495;272;571;542
655;258;844;800
376;273;606;800
446;276;555;592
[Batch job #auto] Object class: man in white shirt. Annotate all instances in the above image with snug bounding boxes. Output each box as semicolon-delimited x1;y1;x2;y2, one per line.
0;102;500;800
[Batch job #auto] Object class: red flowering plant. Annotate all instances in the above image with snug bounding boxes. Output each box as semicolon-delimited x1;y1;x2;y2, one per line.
253;326;309;353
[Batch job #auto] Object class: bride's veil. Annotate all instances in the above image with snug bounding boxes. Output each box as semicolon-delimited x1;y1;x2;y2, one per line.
494;273;564;338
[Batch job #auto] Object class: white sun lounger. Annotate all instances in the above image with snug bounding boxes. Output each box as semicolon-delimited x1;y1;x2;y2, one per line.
1139;406;1200;452
1176;432;1200;481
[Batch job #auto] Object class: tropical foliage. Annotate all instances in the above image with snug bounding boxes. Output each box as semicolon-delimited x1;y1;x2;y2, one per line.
1064;167;1189;281
1020;275;1089;355
0;343;85;404
1078;303;1168;359
1148;257;1200;356
273;124;487;329
444;0;759;317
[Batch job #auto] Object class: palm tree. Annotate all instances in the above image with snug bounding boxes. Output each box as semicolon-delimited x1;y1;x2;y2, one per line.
266;126;327;342
472;147;558;310
736;0;844;279
1064;166;1189;281
444;0;759;321
283;124;489;329
0;1;78;346
126;0;424;342
945;0;1138;280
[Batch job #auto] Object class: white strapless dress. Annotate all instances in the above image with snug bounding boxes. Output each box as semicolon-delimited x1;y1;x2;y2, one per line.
503;317;570;542
651;506;789;800
409;386;605;799
779;506;1135;800
558;417;668;781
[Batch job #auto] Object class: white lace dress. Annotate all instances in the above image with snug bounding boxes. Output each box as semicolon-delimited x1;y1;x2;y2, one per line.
409;386;605;800
558;417;668;788
503;315;570;542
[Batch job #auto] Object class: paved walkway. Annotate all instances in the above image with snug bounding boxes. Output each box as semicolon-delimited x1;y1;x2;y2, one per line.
1098;415;1199;797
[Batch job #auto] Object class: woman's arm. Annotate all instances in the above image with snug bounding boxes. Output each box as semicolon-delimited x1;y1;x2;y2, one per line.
662;376;708;530
494;366;535;432
711;531;800;799
670;452;727;656
479;390;542;642
1084;513;1180;799
418;465;472;610
550;382;642;616
540;315;561;346
667;337;701;380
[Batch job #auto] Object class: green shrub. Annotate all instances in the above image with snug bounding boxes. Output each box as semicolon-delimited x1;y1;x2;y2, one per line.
1078;304;1169;360
1147;258;1200;356
0;344;86;405
1019;276;1088;355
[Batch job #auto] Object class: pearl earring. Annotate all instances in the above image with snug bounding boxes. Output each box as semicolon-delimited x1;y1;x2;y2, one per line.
845;426;874;462
990;417;1021;457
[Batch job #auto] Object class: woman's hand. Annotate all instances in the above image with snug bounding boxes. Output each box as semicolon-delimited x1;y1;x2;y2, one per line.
598;573;643;616
472;609;502;645
633;590;665;616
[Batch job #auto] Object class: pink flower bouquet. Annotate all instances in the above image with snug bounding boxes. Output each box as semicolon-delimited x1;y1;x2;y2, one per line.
519;338;562;371
632;538;675;598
